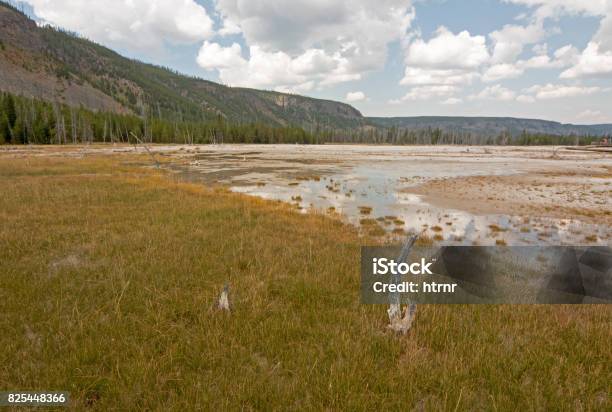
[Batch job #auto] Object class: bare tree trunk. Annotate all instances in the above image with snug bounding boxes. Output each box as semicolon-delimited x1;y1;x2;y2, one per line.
388;234;419;334
70;108;77;144
130;131;160;168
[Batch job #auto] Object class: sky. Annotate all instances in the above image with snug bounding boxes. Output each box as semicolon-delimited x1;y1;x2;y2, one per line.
14;0;612;124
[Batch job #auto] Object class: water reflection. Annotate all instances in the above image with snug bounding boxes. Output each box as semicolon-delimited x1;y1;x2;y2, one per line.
231;167;608;245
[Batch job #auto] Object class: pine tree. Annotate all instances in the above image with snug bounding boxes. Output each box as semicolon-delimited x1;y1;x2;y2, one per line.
0;114;10;144
12;118;26;144
4;94;16;129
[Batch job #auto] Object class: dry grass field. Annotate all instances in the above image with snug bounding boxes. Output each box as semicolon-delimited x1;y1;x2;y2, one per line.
0;150;610;410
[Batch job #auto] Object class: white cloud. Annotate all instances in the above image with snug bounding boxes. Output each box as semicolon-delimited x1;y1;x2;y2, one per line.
532;43;548;55
196;42;362;91
399;26;487;101
523;83;601;99
404;26;489;70
575;109;608;122
199;44;312;91
469;84;517;101
560;42;612;78
290;49;339;76
516;94;536;103
400;67;478;86
522;54;552;68
216;0;413;54
482;63;524;82
553;44;580;66
346;91;366;102
489;23;546;64
503;1;608;22
210;0;415;90
441;97;462;105
502;1;612;83
23;0;214;50
218;18;242;36
197;41;245;69
594;8;612;51
401;85;458;101
482;43;582;82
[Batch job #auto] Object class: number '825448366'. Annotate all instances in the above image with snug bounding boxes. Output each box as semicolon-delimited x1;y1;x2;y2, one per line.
1;392;69;406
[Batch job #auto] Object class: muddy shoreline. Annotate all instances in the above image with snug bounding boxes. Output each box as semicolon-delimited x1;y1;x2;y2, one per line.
3;144;610;244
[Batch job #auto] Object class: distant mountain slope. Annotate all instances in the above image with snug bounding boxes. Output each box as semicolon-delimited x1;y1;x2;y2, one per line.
367;117;612;137
0;2;363;129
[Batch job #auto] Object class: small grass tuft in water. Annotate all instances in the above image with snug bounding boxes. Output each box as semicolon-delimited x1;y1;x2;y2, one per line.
358;206;373;215
368;224;386;237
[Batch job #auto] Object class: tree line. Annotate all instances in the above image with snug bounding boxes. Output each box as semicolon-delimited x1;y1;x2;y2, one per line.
0;92;604;146
0;92;322;145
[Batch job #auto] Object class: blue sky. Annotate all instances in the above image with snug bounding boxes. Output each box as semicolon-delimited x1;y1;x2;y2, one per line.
16;0;612;123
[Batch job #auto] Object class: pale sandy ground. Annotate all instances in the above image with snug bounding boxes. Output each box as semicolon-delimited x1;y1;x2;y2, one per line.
409;166;612;226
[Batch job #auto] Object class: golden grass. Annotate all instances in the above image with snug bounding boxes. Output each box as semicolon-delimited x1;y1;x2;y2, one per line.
367;225;386;237
0;150;610;410
358;206;373;215
296;174;321;182
488;224;508;232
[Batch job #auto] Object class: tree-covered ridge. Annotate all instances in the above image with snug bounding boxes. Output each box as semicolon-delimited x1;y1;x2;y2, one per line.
1;2;610;145
0;1;363;131
367;117;612;139
0;92;327;145
0;92;605;146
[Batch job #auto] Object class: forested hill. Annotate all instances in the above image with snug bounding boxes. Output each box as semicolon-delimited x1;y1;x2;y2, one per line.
1;1;611;145
0;2;362;130
367;117;612;138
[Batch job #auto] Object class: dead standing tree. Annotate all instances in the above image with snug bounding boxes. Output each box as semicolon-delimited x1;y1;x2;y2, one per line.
387;234;419;334
129;132;160;168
